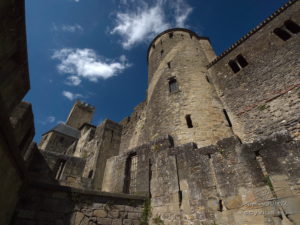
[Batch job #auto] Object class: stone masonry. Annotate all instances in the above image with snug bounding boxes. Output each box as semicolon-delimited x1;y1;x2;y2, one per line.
1;0;300;225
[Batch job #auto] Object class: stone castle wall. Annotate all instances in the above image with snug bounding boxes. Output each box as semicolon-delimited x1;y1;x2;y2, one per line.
208;0;300;142
11;183;146;225
39;131;78;154
120;30;234;152
0;0;34;224
102;132;300;225
119;101;147;153
3;0;300;225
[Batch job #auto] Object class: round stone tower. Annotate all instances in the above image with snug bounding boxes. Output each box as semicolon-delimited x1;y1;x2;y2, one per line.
143;28;233;147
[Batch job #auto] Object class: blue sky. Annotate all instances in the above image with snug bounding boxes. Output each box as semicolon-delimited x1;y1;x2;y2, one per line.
25;0;288;142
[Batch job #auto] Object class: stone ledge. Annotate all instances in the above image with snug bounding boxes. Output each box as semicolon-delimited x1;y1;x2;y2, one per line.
28;181;147;202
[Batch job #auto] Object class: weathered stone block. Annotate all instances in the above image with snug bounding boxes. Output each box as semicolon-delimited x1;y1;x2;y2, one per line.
108;209;119;218
127;212;140;219
112;219;122;225
122;219;133;225
97;217;112;225
224;195;242;210
93;209;107;218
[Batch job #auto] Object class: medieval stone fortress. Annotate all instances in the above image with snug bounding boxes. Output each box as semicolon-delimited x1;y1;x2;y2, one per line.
1;0;300;225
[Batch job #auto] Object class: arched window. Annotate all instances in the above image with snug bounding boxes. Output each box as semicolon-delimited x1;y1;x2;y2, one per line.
274;28;291;41
284;20;300;34
123;153;138;194
88;170;93;178
169;77;179;93
228;60;240;73
55;159;66;180
236;55;248;68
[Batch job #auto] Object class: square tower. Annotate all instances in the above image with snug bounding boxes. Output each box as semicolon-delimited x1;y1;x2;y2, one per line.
66;100;95;129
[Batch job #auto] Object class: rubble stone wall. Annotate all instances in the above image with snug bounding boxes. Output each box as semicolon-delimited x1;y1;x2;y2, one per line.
103;132;300;225
208;0;300;142
11;183;145;225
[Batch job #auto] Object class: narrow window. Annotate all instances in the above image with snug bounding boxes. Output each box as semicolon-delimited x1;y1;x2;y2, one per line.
169;78;179;93
160;50;164;56
56;159;66;180
59;137;64;143
274;28;291;41
206;75;210;83
160;40;163;45
185;115;193;128
223;109;232;127
284;20;300;34
169;32;173;38
152;44;155;49
123;153;138;194
228;60;240;73
111;130;114;143
88;170;93;178
167;61;171;69
236;54;248;68
189;33;193;39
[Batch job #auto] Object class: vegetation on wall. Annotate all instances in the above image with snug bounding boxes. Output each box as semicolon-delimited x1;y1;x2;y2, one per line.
140;199;151;225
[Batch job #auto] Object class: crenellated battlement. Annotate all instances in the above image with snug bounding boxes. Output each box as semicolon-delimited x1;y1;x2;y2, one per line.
74;100;95;112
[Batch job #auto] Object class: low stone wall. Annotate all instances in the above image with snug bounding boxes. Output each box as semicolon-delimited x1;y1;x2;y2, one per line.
11;182;146;225
103;131;300;225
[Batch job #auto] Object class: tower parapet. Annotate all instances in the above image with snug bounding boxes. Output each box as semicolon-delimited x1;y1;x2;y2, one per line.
142;28;233;147
66;100;95;130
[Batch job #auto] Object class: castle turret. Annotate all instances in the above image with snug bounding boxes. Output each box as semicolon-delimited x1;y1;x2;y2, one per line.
66;100;95;130
143;28;233;147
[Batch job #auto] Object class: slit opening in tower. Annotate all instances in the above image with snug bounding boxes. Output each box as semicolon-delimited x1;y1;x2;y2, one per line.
169;32;173;38
178;190;183;207
123;152;138;194
149;160;152;198
169;77;179;93
56;159;66;180
110;130;114;143
167;61;171;69
223;109;232;127
284;20;300;34
160;49;164;56
274;28;291;41
88;170;93;178
218;200;224;212
185;114;193;128
206;75;210;83
228;60;240;73
236;54;248;68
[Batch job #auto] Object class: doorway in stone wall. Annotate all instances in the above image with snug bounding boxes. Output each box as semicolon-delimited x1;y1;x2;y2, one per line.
123;153;138;194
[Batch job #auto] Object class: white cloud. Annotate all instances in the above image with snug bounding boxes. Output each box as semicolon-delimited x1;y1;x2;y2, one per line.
38;116;56;125
66;76;82;86
52;48;131;83
52;23;83;33
172;0;193;27
111;3;169;49
46;116;56;123
111;0;193;49
62;24;83;32
62;91;84;101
